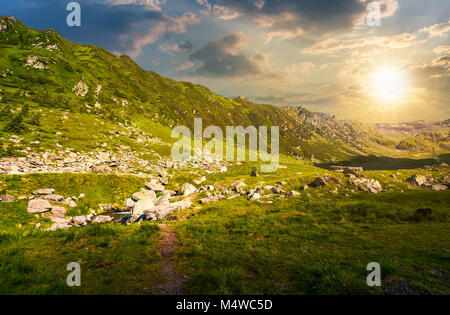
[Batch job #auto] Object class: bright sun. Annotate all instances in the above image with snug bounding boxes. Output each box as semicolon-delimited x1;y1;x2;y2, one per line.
370;67;409;102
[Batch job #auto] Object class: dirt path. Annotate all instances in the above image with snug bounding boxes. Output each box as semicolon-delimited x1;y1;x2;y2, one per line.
153;223;185;295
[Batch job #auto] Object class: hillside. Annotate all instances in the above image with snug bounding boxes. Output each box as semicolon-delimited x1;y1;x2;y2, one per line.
2;16;447;166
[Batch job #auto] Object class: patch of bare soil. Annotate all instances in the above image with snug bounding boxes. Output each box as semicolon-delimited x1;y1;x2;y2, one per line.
153;223;186;295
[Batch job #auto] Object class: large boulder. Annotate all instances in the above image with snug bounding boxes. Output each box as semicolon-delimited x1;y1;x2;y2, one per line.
27;199;52;213
51;206;67;218
132;189;156;202
145;200;192;221
145;180;165;192
350;179;383;194
154;193;171;206
408;174;428;186
132;197;155;218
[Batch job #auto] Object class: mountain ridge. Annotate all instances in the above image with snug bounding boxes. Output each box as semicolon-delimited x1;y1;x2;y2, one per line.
0;16;449;163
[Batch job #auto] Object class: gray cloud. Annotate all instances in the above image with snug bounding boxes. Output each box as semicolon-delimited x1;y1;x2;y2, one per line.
199;0;398;40
188;32;272;78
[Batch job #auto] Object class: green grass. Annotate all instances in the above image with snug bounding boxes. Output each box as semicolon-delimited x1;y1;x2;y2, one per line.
0;223;162;294
174;190;450;294
0;167;449;294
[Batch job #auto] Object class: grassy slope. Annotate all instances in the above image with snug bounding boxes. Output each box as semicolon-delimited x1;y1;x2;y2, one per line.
0;17;378;162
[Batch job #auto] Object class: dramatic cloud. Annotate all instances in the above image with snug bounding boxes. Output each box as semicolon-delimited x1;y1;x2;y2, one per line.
413;51;450;79
159;40;194;52
120;12;199;57
303;32;420;54
188;33;274;78
105;0;166;11
420;18;450;37
4;0;198;58
198;0;399;40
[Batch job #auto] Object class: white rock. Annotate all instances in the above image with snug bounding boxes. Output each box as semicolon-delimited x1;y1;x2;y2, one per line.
27;199;52;213
181;183;197;196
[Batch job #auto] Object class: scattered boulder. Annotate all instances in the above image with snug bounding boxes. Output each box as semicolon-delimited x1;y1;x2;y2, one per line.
92;215;113;224
46;222;72;231
124;198;135;210
0;194;15;202
300;185;309;191
199;195;225;204
219;166;228;173
431;184;447;191
350;179;383;194
145;181;165;192
27;199;52;213
132;189;156;202
32;188;55;195
408;174;428;186
181;183;196;196
193;176;207;185
287;190;300;198
73;216;87;226
311;177;327;187
248;192;261;200
40;194;64;202
270;186;284;194
51;206;66;218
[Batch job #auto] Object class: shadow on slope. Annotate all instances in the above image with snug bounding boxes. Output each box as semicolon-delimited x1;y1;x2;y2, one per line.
315;154;450;171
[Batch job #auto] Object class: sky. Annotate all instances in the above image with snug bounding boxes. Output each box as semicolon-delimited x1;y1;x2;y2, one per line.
2;0;450;122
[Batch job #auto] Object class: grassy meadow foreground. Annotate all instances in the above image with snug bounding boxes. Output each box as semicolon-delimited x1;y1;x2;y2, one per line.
0;160;449;295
